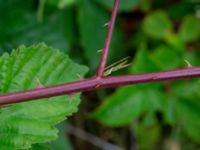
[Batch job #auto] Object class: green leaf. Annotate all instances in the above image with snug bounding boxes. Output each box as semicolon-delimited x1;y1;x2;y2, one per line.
178;15;200;42
177;99;200;142
151;45;182;70
163;97;177;125
92;86;165;127
0;0;74;54
130;46;160;73
133;120;161;150
143;11;172;39
58;0;75;9
47;0;75;9
0;43;88;149
172;80;200;100
30;144;50;150
93;0;141;12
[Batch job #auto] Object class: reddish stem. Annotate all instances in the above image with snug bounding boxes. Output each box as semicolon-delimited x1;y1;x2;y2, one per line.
96;0;120;77
0;67;200;105
0;0;200;106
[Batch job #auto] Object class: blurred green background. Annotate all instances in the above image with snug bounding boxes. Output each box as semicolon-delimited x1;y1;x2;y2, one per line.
0;0;200;149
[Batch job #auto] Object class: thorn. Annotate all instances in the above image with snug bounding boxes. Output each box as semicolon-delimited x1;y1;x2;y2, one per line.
152;76;158;80
77;74;84;80
104;22;110;27
104;68;113;76
35;78;45;88
97;49;103;53
95;84;101;89
184;60;193;68
67;93;75;103
121;63;131;69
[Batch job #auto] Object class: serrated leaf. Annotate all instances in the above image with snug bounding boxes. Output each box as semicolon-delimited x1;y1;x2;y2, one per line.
178;15;200;42
0;43;88;149
143;11;172;39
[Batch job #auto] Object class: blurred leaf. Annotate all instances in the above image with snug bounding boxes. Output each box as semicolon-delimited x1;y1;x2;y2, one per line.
130;46;160;73
47;123;72;150
177;99;200;142
47;0;75;9
151;45;182;70
92;86;145;126
14;12;70;52
172;80;200;100
168;2;196;20
30;144;50;150
58;0;75;9
134;120;161;150
163;97;177;125
92;86;165;127
178;15;200;42
143;11;172;39
0;0;75;54
94;0;141;12
0;0;34;53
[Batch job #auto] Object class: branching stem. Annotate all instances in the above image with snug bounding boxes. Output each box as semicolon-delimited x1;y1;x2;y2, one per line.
0;0;200;105
96;0;120;77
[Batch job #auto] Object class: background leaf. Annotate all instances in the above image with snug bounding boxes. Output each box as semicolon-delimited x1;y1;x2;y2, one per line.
143;11;172;39
178;15;200;42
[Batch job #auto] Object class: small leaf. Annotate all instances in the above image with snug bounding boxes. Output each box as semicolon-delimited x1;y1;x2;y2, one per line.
178;15;200;42
143;11;172;39
130;45;160;73
177;99;200;142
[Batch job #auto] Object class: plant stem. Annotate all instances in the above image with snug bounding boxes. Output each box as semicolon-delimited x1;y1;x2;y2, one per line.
1;67;200;105
96;0;120;77
0;0;200;106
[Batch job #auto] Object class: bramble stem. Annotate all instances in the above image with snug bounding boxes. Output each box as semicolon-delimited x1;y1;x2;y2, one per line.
1;67;200;105
96;0;120;77
0;0;200;106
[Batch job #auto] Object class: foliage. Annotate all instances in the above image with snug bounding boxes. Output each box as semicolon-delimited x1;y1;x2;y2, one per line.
0;0;200;149
0;44;88;149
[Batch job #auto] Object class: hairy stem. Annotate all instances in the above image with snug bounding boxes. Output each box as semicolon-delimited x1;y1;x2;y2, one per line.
1;67;200;105
96;0;120;77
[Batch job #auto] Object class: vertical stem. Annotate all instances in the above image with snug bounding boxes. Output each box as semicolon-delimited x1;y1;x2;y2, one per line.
96;0;120;77
37;0;46;23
